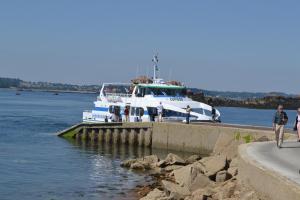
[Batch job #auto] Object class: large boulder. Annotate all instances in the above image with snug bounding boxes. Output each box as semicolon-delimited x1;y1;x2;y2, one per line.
229;157;238;168
165;153;186;165
120;158;137;168
173;165;212;192
121;155;159;170
189;187;215;200
228;167;238;177
140;188;168;200
165;165;183;172
185;155;202;164
156;159;167;167
142;155;159;164
162;180;190;199
212;180;236;199
189;174;213;192
198;155;227;177
130;161;146;170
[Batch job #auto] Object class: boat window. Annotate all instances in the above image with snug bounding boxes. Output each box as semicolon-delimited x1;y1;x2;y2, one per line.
130;107;136;116
136;107;144;116
203;109;212;117
147;107;157;116
192;108;204;115
143;87;187;97
103;84;132;96
130;107;144;116
109;105;121;114
164;109;188;118
109;106;114;113
135;87;146;97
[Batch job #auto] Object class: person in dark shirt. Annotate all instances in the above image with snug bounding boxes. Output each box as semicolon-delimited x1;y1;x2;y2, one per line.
186;105;191;124
272;104;288;148
124;106;130;122
211;106;216;121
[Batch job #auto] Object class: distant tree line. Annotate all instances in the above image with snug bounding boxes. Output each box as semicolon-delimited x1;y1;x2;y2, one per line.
0;78;22;88
1;77;299;109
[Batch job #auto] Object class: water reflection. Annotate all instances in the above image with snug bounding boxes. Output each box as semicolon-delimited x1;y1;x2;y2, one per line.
63;139;198;200
70;139;197;160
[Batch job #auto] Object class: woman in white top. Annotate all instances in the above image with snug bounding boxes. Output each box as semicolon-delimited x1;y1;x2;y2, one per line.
157;102;164;122
293;108;300;142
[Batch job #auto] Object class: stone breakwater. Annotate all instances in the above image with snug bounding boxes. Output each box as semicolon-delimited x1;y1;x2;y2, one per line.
58;122;297;199
58;122;295;155
121;153;266;200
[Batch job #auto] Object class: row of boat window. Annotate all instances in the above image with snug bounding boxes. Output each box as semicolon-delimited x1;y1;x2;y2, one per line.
103;84;132;95
108;105;211;117
109;106;144;116
136;87;187;97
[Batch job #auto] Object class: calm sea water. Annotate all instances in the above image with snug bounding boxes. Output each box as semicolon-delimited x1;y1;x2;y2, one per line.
219;107;296;129
0;89;153;200
0;89;297;200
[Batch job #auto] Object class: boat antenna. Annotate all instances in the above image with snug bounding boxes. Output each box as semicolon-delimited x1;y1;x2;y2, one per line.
152;53;159;83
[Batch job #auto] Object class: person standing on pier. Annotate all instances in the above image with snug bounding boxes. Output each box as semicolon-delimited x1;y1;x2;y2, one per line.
186;105;191;124
211;105;216;121
157;102;164;122
293;108;300;142
273;104;288;148
124;106;130;122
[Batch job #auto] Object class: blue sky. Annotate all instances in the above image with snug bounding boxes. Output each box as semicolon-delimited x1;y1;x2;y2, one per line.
0;1;299;93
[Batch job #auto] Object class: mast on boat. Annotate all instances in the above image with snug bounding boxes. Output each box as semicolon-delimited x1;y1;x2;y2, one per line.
152;53;163;84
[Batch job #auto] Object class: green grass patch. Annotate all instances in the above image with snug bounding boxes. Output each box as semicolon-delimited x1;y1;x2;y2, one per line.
60;129;78;139
242;134;254;143
234;131;241;141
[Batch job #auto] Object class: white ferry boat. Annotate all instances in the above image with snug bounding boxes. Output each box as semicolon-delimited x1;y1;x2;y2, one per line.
83;55;221;123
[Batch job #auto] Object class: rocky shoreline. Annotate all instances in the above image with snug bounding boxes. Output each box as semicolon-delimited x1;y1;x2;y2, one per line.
191;93;300;110
121;153;267;200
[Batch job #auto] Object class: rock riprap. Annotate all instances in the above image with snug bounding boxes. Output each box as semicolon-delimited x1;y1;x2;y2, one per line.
121;153;264;200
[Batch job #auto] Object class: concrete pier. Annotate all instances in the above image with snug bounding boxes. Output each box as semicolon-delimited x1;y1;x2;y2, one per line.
57;122;295;154
58;122;154;148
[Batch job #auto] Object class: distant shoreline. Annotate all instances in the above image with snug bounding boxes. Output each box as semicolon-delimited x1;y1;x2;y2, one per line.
1;76;299;110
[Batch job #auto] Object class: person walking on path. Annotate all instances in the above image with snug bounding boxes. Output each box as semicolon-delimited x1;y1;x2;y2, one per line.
157;102;164;122
273;104;288;148
124;106;130;122
293;108;300;142
186;105;191;124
